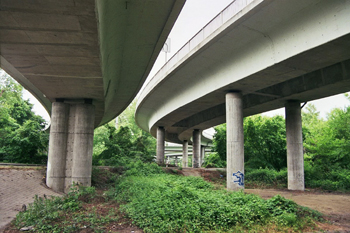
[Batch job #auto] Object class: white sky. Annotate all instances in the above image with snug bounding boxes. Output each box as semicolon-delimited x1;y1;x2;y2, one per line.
20;0;349;123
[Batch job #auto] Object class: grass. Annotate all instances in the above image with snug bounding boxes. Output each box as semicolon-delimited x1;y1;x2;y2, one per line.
5;163;324;232
107;164;322;233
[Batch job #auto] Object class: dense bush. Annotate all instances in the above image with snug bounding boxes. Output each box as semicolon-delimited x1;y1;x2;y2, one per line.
209;102;350;191
0;70;48;164
245;168;287;188
211;115;287;171
92;100;156;167
203;152;226;168
15;185;95;231
107;162;321;232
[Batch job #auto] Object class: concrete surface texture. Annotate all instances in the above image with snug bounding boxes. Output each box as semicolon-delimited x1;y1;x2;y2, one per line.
0;0;185;194
285;101;305;191
182;140;188;168
0;0;185;127
0;168;62;232
192;129;201;168
226;92;244;191
156;126;165;164
135;0;350;144
47;102;95;193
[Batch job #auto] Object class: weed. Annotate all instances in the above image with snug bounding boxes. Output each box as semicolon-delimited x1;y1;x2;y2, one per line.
108;169;321;233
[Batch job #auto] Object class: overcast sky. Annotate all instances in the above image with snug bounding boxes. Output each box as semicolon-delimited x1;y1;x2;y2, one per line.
22;0;349;122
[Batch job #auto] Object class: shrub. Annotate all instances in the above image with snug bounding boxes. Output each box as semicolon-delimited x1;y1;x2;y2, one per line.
108;166;321;232
245;168;277;185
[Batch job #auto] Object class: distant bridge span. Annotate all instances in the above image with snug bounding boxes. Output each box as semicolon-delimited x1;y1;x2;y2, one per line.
136;0;350;190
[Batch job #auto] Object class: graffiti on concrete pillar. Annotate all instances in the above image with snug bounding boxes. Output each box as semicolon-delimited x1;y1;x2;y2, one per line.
232;171;244;186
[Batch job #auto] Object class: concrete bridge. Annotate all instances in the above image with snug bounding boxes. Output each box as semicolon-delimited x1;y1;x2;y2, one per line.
136;0;350;191
0;0;185;193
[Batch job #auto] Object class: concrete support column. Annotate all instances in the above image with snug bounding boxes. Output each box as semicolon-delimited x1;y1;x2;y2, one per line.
182;140;188;168
47;102;69;192
200;146;206;167
175;156;178;166
156;126;165;165
226;92;244;191
71;104;95;187
192;129;201;168
285;101;305;191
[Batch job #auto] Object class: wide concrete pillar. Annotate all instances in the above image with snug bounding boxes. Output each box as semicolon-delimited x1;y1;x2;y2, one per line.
156;126;165;165
226;92;244;191
47;102;69;192
71;104;95;187
182;140;188;167
47;100;95;193
192;129;201;168
285;101;305;191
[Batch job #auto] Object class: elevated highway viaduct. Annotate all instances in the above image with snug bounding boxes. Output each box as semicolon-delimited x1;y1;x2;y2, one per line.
0;0;185;193
136;0;350;191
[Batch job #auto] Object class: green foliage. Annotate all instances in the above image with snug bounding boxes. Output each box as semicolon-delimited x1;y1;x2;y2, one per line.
15;192;82;231
92;100;156;167
212;115;287;171
245;168;287;188
203;152;226;168
212;123;227;162
302;102;350;191
124;160;164;177
91;167;119;189
244;115;287;170
15;184;120;232
0;69;48;164
210;101;350;191
107;165;320;232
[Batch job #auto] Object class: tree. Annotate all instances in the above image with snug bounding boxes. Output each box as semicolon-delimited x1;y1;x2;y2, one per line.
244;115;286;170
0;69;49;163
92;100;156;166
304;104;350;170
211;115;287;170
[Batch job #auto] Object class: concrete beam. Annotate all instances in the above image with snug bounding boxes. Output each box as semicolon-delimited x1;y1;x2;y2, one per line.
285;101;305;191
226;92;244;191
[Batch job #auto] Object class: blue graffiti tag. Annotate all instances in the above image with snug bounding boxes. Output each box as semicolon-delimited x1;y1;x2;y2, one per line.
232;171;244;186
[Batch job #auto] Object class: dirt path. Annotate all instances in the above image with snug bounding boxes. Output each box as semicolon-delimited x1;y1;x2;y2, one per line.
2;167;350;232
0;167;62;232
246;189;350;232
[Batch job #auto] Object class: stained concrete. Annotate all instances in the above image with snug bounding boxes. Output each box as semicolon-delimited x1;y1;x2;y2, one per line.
285;101;305;191
136;0;350;145
156;126;165;165
0;0;185;127
192;130;201;168
47;102;95;193
226;92;244;191
182;140;188;168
